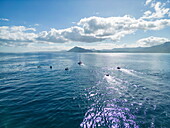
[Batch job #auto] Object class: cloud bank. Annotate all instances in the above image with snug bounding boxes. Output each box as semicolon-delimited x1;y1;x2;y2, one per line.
36;15;170;44
137;36;170;47
145;0;153;5
0;0;170;48
0;26;37;46
142;1;170;19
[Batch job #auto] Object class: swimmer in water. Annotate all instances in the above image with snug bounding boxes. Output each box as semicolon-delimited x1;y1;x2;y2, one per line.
50;66;52;69
37;66;41;68
65;67;69;70
117;67;121;69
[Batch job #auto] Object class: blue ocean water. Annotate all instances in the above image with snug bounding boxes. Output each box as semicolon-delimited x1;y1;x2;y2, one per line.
0;52;170;128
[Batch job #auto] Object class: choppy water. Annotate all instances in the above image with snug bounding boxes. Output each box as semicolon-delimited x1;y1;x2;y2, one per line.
0;52;170;128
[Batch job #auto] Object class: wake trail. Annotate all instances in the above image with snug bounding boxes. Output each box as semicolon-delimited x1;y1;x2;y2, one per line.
104;75;121;85
103;75;127;93
118;68;165;86
119;68;137;76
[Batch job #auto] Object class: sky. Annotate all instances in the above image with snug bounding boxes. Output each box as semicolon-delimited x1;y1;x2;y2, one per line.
0;0;170;52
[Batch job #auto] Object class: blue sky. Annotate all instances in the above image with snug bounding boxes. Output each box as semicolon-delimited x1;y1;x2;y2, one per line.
0;0;170;52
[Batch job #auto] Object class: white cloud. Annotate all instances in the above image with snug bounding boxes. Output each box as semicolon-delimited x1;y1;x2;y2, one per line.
78;16;136;39
78;15;170;37
143;10;152;16
72;22;76;24
1;15;170;46
0;18;9;21
142;1;170;19
37;26;106;43
0;26;37;46
36;15;170;44
145;0;153;5
137;36;170;47
37;28;69;43
62;26;106;42
34;24;40;26
0;0;170;48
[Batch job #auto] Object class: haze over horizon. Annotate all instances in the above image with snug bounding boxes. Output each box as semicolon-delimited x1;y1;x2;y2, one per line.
0;0;170;52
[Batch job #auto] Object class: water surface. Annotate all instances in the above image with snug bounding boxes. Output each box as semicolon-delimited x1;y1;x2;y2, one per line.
0;52;170;128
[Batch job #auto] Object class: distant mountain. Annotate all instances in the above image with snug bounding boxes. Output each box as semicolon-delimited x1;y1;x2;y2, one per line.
139;42;170;53
109;42;170;53
68;42;170;53
68;46;93;52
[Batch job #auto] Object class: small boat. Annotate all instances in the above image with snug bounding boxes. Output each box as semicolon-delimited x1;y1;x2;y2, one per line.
78;61;82;65
105;74;110;76
78;54;83;65
65;67;69;70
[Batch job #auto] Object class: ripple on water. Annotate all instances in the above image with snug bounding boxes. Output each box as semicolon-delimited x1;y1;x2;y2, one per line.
0;53;170;128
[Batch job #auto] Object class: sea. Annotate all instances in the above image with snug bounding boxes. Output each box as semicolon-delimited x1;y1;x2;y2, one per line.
0;52;170;128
